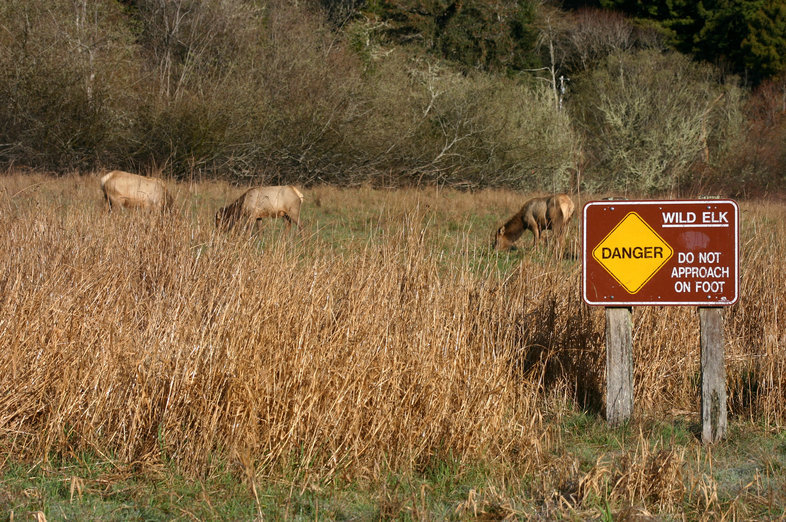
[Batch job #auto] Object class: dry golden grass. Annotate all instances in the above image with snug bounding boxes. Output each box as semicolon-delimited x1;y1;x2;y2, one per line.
0;172;784;516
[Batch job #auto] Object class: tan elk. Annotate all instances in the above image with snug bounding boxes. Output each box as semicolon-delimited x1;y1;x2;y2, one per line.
215;185;304;233
493;194;575;251
100;170;173;211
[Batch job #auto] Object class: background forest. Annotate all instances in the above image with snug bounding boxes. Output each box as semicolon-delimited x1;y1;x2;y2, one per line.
0;0;784;195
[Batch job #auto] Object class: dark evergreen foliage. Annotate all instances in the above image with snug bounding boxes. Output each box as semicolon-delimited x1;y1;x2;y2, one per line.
596;0;786;85
366;0;541;71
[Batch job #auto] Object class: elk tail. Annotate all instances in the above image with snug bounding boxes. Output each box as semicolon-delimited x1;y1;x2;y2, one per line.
100;171;114;189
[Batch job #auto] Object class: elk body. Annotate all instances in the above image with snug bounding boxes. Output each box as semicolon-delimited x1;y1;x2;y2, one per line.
100;171;173;211
215;185;304;232
493;194;575;251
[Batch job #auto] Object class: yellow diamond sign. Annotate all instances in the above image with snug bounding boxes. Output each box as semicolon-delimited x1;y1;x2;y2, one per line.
592;212;673;294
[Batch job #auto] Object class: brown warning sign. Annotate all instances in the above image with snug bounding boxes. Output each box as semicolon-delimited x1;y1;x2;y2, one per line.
583;200;739;306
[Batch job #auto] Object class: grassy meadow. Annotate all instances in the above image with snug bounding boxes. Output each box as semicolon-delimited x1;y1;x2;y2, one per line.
1;172;785;520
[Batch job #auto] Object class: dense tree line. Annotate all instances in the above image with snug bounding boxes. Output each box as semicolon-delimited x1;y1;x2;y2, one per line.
362;0;786;83
593;0;786;86
0;0;783;195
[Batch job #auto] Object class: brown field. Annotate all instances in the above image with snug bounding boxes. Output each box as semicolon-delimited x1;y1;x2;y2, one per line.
1;172;784;517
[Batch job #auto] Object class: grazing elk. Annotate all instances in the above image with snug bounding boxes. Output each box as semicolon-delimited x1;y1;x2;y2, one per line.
215;185;304;233
100;170;173;211
493;193;575;252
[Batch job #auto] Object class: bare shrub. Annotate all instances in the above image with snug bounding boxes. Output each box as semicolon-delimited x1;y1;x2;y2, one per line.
131;0;264;99
0;0;139;170
571;50;744;194
355;54;580;189
254;0;367;184
561;8;666;74
714;74;786;196
121;0;371;181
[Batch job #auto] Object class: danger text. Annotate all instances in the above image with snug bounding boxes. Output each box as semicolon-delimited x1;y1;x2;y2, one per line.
600;246;664;259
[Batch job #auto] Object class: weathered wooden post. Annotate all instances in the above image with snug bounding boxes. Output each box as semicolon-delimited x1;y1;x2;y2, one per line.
606;307;633;425
700;307;727;443
583;200;739;441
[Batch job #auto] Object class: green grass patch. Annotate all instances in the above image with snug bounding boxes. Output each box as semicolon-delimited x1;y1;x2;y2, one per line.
4;420;786;520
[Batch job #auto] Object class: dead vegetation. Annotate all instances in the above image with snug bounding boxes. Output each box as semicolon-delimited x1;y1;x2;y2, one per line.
0;173;784;517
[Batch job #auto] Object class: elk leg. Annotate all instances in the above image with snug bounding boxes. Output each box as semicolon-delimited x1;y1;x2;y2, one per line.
529;221;541;247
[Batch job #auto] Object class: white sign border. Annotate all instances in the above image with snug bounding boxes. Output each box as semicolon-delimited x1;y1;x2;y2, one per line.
582;199;739;306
